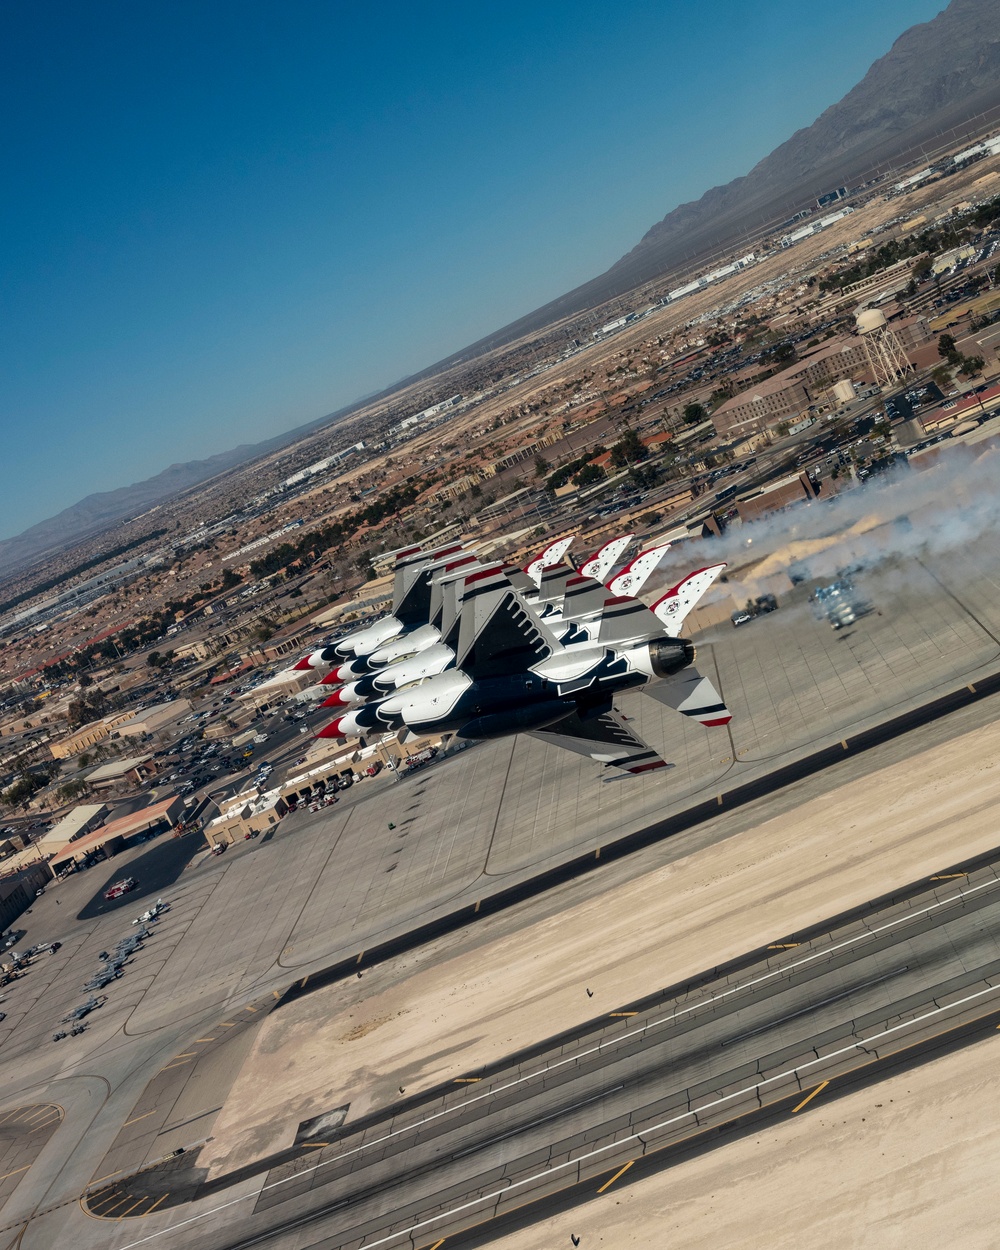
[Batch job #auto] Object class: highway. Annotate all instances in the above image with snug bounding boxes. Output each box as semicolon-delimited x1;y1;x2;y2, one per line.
90;850;1000;1249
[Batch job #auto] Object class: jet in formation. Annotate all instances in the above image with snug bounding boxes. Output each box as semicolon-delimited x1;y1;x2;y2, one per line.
291;534;729;776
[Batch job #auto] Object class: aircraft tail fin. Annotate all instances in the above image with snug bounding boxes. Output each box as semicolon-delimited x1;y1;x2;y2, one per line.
524;535;574;583
651;564;726;636
606;544;671;598
579;534;633;584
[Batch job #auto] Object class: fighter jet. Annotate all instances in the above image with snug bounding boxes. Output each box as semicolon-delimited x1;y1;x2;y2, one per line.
319;564;730;775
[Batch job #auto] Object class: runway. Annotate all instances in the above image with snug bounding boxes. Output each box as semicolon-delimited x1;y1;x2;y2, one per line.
87;849;1000;1248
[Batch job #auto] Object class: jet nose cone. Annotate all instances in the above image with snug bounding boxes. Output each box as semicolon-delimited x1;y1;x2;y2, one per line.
319;670;341;686
292;657;314;671
316;717;346;740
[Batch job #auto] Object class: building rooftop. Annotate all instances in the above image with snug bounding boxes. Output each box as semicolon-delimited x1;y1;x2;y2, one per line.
85;755;153;783
37;804;107;850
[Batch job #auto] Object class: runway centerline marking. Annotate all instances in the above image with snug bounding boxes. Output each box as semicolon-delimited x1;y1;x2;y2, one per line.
597;1160;634;1193
792;1080;829;1113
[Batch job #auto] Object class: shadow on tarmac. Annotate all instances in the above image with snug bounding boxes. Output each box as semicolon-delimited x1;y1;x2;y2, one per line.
75;833;206;921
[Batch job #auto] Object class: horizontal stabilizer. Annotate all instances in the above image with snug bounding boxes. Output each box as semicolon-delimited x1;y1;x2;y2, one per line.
527;707;670;775
596;595;663;647
652;564;726;636
642;667;732;727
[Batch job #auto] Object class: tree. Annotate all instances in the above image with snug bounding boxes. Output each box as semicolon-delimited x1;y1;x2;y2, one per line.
533;456;549;477
937;333;957;359
220;567;242;590
912;258;932;282
610;428;646;468
958;354;984;377
683;402;707;425
572;463;605;489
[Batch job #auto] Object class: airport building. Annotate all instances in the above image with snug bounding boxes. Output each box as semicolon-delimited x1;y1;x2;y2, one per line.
204;792;288;848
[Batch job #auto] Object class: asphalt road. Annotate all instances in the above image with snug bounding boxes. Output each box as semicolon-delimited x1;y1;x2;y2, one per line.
88;852;1000;1249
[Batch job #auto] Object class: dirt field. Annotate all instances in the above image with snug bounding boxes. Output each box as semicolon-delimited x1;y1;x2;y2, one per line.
203;710;1000;1177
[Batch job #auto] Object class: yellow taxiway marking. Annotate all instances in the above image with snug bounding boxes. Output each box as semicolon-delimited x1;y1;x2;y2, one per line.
930;873;966;881
841;740;849;750
218;1021;236;1028
597;1159;634;1193
609;1012;637;1018
174;1052;198;1059
161;1059;193;1071
97;1194;131;1215
768;943;800;950
272;990;281;999
145;1193;168;1215
474;900;481;913
792;1080;830;1113
356;951;365;965
453;1078;480;1084
118;1197;147;1219
716;794;723;806
195;1037;216;1043
0;1165;30;1182
301;1141;329;1149
427;1240;446;1250
245;1005;258;1013
122;1109;158;1128
968;683;977;692
24;1106;55;1121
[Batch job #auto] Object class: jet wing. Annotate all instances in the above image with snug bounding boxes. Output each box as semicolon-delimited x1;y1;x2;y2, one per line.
526;707;671;775
642;667;732;727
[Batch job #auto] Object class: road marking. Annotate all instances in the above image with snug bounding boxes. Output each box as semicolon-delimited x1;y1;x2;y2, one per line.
356;952;364;965
301;1141;329;1149
122;1110;158;1128
474;900;481;913
930;874;966;880
244;1005;258;1013
173;1052;198;1059
792;1080;830;1113
841;740;848;750
453;1078;480;1084
716;794;723;805
118;1198;147;1219
272;990;281;999
597;1159;634;1193
595;847;601;860
609;1012;637;1018
145;1193;168;1215
195;1037;216;1043
768;943;800;949
968;683;977;692
108;894;1000;1250
160;1060;192;1071
97;1194;131;1215
427;1240;446;1250
0;1165;29;1182
217;1022;235;1028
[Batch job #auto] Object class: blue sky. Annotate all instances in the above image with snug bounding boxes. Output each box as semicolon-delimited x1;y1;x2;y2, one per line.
0;0;945;541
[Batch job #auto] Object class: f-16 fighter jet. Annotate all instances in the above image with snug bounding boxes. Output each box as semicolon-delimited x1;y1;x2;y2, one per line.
319;563;730;775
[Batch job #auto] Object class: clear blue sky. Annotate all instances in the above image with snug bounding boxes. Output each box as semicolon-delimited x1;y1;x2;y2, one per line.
0;0;946;541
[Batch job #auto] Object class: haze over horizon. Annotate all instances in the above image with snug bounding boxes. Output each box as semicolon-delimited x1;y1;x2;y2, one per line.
0;0;946;542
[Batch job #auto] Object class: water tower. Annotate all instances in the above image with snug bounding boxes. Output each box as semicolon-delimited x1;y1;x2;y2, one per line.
855;308;911;388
